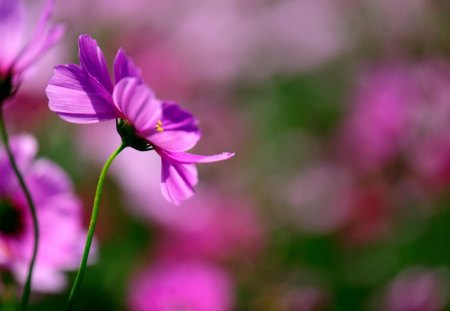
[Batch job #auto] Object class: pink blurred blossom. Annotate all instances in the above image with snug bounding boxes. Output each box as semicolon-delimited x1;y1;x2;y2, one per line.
128;261;234;311
383;267;449;311
155;194;265;262
286;163;392;244
0;135;87;292
339;63;412;173
340;60;450;193
0;0;63;91
285;164;354;233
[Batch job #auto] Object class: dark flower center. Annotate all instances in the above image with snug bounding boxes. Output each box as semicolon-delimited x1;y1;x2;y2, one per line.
0;199;24;236
0;72;13;104
116;118;154;151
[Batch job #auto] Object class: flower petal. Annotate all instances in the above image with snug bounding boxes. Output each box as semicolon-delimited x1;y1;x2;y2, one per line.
112;77;161;133
47;64;118;123
0;135;37;195
113;48;142;84
146;102;201;152
13;0;64;74
159;153;198;205
27;159;73;204
13;264;66;293
0;0;25;70
78;34;113;92
161;151;235;164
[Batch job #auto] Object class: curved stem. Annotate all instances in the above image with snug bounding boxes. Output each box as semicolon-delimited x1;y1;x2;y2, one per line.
0;108;39;311
65;143;126;311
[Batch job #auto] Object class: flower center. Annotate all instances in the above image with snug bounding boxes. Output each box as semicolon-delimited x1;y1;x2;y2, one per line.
0;199;24;236
0;72;13;103
116;118;154;151
155;120;164;132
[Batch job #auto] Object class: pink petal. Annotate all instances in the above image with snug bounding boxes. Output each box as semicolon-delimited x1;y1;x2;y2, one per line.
78;34;113;92
0;135;37;198
0;0;25;70
146;102;200;152
149;130;201;153
112;77;161;133
13;265;66;293
27;159;73;203
46;64;118;123
13;0;64;74
160;154;198;205
162;151;235;164
113;48;142;84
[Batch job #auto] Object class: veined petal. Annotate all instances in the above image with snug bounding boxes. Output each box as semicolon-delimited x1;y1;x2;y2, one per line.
78;34;113;92
113;77;161;133
159;153;198;205
13;0;64;74
46;64;118;123
160;150;235;164
0;0;25;70
146;102;201;152
113;48;142;84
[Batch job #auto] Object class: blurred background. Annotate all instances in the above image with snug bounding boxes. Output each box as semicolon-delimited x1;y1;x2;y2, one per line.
6;0;450;310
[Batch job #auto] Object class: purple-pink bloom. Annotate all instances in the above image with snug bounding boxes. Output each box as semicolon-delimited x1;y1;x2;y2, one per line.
0;134;87;292
0;0;63;91
128;261;234;311
46;34;234;204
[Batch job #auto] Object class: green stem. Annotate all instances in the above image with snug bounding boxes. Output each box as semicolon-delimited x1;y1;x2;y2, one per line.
65;143;126;311
0;108;39;311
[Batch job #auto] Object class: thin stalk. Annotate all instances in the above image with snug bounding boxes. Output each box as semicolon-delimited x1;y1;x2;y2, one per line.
65;143;126;311
0;108;39;311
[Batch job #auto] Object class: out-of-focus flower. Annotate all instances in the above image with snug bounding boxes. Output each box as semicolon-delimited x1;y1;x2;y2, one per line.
383;267;448;311
285;164;354;233
0;135;86;292
285;163;392;244
339;64;412;174
340;60;450;194
128;261;234;311
155;194;265;262
0;0;63;99
46;34;234;204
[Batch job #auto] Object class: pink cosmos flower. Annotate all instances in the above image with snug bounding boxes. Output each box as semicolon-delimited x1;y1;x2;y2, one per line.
0;134;86;292
0;0;63;98
46;34;234;205
128;261;234;311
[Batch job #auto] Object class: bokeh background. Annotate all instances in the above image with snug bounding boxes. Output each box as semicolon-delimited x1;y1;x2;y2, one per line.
5;0;450;310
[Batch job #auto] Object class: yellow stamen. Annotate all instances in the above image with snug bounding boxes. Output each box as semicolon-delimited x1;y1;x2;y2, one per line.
155;120;164;132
